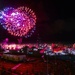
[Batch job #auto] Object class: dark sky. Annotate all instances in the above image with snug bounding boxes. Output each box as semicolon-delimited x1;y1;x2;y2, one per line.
0;0;75;43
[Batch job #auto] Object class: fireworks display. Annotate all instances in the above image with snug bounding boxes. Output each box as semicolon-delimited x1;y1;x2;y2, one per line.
0;6;37;37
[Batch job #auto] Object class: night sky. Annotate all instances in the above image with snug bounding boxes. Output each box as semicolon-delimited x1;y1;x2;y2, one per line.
0;0;75;43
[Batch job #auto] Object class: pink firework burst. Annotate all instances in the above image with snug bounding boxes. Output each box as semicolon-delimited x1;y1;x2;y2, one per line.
0;6;37;37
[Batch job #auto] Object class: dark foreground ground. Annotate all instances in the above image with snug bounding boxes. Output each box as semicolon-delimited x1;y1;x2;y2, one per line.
0;55;75;75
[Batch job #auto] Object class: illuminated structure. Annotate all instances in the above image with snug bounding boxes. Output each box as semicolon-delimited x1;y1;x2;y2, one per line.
0;6;36;37
1;44;25;50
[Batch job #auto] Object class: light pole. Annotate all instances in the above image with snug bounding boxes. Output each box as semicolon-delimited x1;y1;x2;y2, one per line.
47;53;49;75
